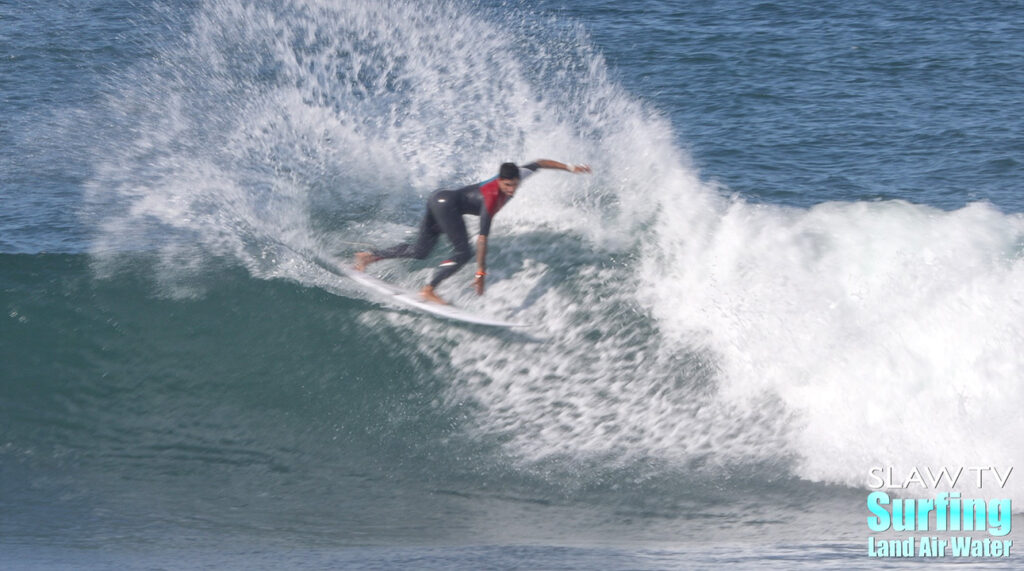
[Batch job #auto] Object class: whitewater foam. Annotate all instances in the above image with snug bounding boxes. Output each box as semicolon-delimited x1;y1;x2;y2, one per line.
642;192;1024;498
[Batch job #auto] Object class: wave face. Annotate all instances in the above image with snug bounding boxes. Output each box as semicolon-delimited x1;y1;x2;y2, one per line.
76;0;1024;499
5;1;1022;549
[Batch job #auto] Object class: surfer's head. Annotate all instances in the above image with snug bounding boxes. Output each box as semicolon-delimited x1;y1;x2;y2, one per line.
499;162;520;180
498;162;520;196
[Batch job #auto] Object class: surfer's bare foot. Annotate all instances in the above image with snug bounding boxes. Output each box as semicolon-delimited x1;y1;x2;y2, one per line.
420;285;447;305
354;251;376;271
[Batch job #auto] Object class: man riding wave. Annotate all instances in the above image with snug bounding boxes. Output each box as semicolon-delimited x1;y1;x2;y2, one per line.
355;159;591;304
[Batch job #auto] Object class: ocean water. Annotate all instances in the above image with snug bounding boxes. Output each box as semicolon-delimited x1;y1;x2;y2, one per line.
2;0;1022;569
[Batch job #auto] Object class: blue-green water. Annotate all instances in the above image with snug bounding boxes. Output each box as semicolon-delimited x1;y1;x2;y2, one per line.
3;1;1023;568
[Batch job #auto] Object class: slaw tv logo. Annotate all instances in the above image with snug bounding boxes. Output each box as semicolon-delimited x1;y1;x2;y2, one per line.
866;466;1014;559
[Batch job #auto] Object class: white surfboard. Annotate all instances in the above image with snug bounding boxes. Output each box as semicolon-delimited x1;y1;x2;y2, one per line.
333;264;525;328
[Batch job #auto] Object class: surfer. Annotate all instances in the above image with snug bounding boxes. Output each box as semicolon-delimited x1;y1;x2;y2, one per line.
354;160;591;304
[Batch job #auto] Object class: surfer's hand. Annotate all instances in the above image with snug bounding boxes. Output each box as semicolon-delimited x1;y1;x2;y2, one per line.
474;274;485;295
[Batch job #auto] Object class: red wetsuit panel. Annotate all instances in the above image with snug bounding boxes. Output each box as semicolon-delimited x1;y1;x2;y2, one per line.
477;178;509;236
479;179;509;217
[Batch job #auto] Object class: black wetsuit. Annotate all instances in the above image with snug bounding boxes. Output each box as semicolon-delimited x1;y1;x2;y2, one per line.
373;163;539;287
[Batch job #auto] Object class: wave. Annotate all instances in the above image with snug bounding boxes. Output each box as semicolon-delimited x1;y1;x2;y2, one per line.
76;0;1024;502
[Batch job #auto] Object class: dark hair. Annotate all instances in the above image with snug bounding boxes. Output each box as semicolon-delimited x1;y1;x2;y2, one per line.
498;162;520;180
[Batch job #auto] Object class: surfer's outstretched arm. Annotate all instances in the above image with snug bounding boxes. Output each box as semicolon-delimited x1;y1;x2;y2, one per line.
531;159;592;174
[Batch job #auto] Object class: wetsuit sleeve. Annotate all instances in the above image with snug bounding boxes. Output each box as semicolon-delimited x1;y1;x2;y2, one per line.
519;163;540;180
479;201;494;236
